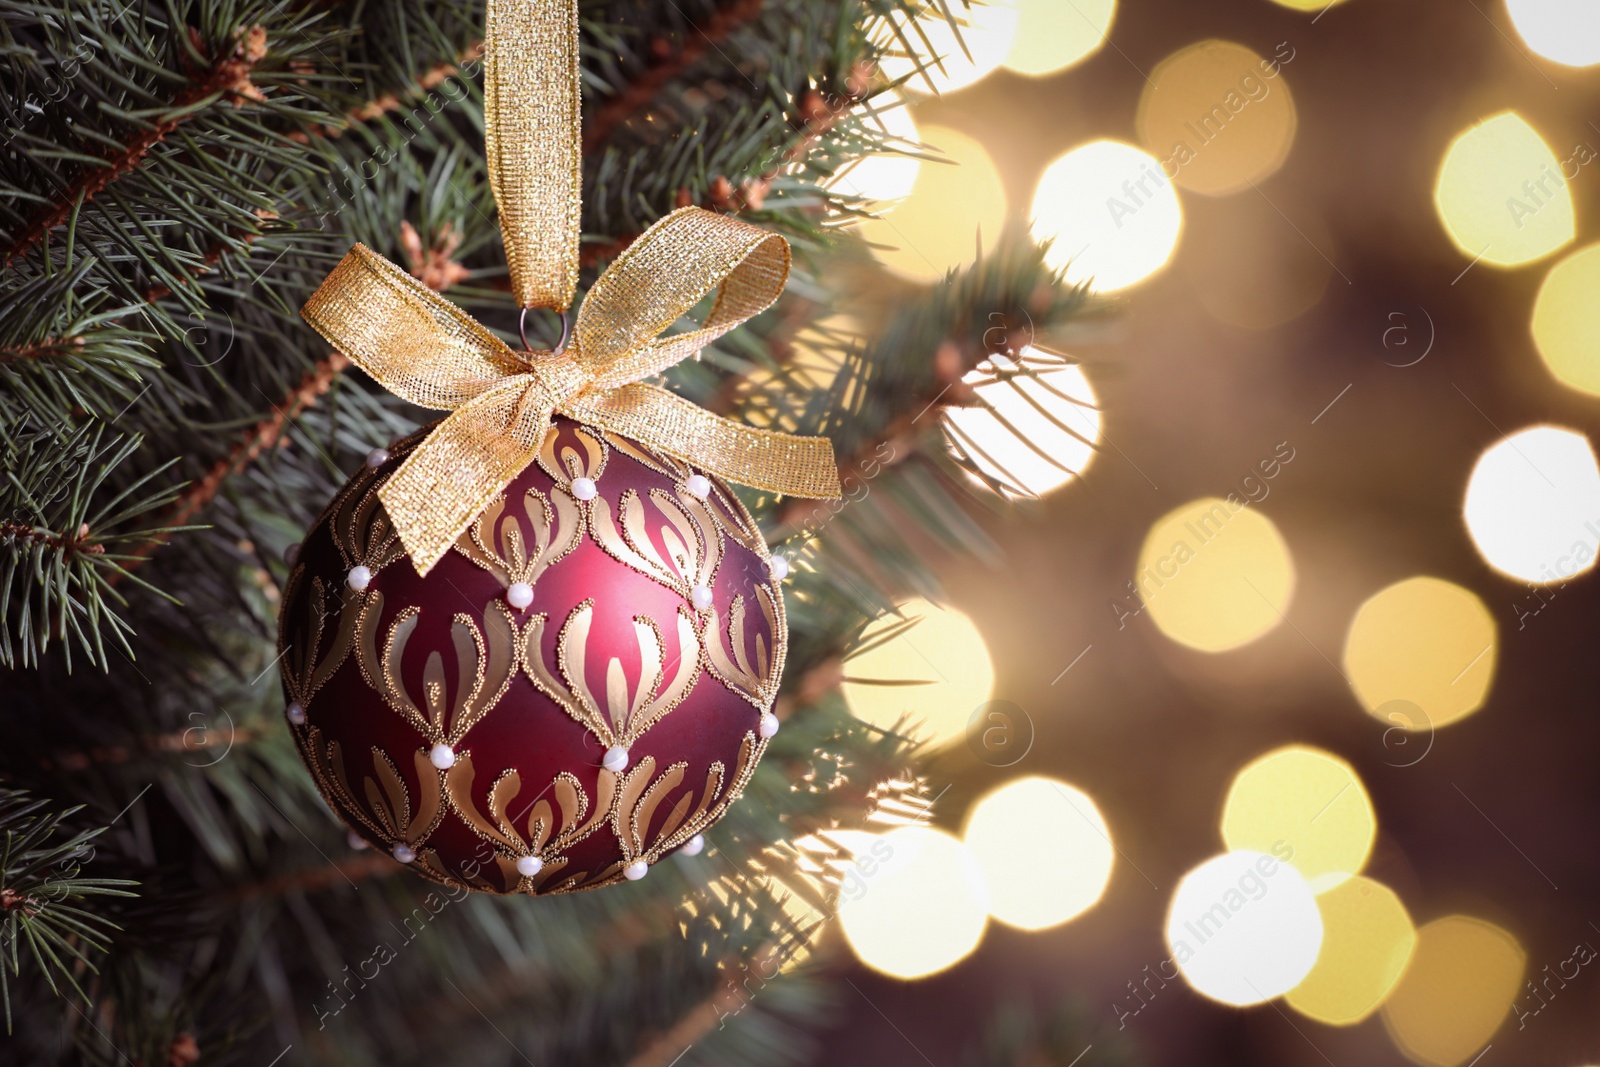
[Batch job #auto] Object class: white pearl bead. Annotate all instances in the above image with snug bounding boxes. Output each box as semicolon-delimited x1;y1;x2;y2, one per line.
623;860;649;881
392;843;416;864
346;565;372;592
347;830;369;851
767;555;790;581
428;743;455;770
286;701;306;725
602;745;629;773
365;448;390;469
685;474;712;499
759;712;780;739
283;542;301;567
571;476;598;501
681;833;705;857
691;584;713;610
516;855;544;877
506;581;534;610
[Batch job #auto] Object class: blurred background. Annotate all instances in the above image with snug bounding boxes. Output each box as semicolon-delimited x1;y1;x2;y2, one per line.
809;0;1600;1064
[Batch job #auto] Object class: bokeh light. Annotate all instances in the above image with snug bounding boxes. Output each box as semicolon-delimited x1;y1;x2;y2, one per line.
944;348;1100;498
1434;111;1574;268
1136;497;1294;652
1505;0;1600;67
1136;39;1297;195
1267;0;1350;10
1220;745;1375;893
1462;425;1600;584
840;597;996;747
828;92;922;205
1381;916;1525;1067
1343;577;1496;732
837;826;990;979
1285;876;1417;1025
1532;243;1600;396
857;124;1008;284
874;2;1019;95
1032;140;1184;292
963;776;1115;931
1003;0;1115;77
1165;850;1323;1006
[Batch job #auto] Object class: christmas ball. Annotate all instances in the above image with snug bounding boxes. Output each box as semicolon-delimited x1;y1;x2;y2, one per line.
277;415;787;894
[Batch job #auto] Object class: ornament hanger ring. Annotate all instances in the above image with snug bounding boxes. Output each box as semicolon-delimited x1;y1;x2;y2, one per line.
520;305;572;357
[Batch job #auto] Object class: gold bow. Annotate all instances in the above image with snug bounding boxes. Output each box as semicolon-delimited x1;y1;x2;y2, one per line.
299;0;840;576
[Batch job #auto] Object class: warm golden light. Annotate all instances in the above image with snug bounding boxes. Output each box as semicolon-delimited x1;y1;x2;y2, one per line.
1003;0;1115;77
1135;497;1294;653
1505;0;1600;67
858;124;1008;284
840;597;996;747
1462;425;1600;584
944;348;1100;498
1136;40;1297;195
1381;916;1525;1067
1343;577;1496;732
1286;876;1417;1025
1434;112;1574;268
1267;0;1350;10
1032;140;1184;292
837;826;990;979
1165;850;1323;1006
1532;243;1600;396
874;2;1019;95
963;776;1115;931
1221;745;1375;893
828;92;922;205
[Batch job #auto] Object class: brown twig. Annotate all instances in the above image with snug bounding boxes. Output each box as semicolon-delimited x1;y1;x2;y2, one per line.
0;520;104;555
118;349;350;571
0;27;269;268
0;337;83;365
583;0;766;153
622;960;757;1067
289;42;485;143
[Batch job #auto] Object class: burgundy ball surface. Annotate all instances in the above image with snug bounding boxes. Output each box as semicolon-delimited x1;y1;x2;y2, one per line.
277;415;786;894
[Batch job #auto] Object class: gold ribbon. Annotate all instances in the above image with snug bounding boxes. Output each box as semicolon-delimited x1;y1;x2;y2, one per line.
300;0;841;576
302;208;842;574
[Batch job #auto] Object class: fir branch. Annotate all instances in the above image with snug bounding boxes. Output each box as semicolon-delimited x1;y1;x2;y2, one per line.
583;0;767;153
0;26;270;268
0;785;138;1033
119;349;351;571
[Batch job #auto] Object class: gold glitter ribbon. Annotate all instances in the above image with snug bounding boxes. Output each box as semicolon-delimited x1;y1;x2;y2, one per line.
303;209;841;574
299;0;840;575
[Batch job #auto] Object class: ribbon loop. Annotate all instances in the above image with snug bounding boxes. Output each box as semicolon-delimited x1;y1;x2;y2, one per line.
302;245;531;410
576;208;791;385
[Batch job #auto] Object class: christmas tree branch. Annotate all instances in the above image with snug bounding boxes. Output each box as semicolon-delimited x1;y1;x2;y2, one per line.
583;0;768;153
0;27;270;268
119;350;350;571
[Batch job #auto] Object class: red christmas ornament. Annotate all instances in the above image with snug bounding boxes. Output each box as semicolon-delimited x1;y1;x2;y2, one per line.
277;416;787;894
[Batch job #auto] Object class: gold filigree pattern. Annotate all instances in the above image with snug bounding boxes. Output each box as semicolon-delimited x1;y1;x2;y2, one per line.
279;573;362;709
444;751;619;893
299;728;446;850
588;485;724;599
702;586;784;710
579;732;763;891
536;422;607;486
600;433;767;555
329;462;408;575
356;595;518;745
521;600;701;749
453;482;583;588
